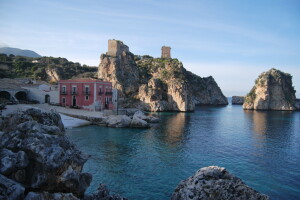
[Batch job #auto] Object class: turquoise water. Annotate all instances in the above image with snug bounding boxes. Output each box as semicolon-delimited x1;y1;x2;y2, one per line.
67;105;300;200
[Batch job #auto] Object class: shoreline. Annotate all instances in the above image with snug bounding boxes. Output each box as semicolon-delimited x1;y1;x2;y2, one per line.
2;104;92;129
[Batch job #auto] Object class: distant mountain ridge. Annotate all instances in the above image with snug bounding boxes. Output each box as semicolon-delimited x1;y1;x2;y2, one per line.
0;47;41;58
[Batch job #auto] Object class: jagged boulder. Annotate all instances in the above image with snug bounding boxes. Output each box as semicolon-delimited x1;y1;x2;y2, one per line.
0;148;29;183
106;115;132;128
24;192;79;200
130;115;149;128
171;166;269;200
132;110;159;123
0;174;25;200
84;184;128;200
0;108;92;198
243;68;297;110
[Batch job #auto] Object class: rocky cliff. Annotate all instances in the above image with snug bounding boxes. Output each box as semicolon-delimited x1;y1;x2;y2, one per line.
171;166;269;200
98;41;228;112
243;68;297;110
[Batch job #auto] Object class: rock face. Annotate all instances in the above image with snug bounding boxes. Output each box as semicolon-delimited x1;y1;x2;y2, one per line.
46;68;61;82
171;166;269;200
0;108;92;199
243;68;297;110
98;40;228;112
232;96;244;105
0;174;25;200
98;41;140;99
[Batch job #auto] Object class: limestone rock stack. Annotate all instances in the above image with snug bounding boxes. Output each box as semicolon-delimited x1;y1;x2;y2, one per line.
243;68;297;110
98;40;228;112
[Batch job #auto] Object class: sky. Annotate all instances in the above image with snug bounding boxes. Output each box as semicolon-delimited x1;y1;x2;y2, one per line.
0;0;299;97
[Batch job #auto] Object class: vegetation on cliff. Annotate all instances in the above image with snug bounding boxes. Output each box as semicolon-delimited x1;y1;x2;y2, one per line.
0;54;97;82
136;57;185;84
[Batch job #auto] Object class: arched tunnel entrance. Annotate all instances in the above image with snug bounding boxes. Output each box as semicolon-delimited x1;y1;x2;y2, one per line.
15;91;27;102
0;91;11;102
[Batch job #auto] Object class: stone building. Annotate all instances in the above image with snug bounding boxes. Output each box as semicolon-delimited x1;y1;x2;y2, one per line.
161;46;171;58
107;39;129;57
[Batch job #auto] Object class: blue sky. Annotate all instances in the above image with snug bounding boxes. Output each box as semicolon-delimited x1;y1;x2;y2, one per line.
0;0;299;97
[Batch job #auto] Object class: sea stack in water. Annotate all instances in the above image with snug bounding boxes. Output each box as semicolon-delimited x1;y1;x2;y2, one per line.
232;96;244;105
171;166;269;200
98;39;228;112
243;68;297;111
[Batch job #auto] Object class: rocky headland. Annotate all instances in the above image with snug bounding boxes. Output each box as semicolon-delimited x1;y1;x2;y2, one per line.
243;68;298;111
98;40;228;112
171;166;269;200
0;108;126;200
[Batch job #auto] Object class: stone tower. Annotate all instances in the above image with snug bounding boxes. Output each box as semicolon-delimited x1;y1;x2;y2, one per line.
161;46;171;58
107;39;129;57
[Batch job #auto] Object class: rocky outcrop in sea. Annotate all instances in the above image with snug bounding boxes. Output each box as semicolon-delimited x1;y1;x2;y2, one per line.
0;108;126;200
171;166;269;200
98;40;228;112
243;68;297;111
232;96;244;105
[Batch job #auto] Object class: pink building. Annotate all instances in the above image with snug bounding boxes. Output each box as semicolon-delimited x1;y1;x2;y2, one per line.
58;79;114;111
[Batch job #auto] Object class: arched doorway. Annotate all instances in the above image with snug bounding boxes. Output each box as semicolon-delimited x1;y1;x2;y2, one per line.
15;91;27;101
45;94;50;104
0;91;11;102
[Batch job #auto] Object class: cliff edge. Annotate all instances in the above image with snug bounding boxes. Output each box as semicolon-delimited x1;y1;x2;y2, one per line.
243;68;297;111
98;40;228;112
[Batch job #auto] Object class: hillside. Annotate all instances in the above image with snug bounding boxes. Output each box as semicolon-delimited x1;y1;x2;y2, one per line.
0;47;41;58
0;54;97;82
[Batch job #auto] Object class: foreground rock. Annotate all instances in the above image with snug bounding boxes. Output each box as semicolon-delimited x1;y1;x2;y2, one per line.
243;68;297;110
98;40;228;112
172;166;269;200
0;108;94;199
232;96;244;105
84;184;128;200
0;174;25;200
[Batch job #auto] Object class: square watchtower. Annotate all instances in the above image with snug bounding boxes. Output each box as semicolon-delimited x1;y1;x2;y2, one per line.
107;39;129;57
161;46;171;59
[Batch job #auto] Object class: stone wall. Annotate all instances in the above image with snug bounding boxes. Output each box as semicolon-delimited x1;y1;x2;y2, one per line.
22;86;59;104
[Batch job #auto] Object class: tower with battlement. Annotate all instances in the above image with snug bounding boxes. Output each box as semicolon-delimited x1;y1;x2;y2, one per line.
107;39;129;57
161;46;171;58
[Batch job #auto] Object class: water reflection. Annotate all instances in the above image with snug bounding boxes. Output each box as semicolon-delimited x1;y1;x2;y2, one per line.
162;112;187;145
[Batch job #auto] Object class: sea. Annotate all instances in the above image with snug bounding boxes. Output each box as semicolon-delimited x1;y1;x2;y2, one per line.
67;103;300;200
